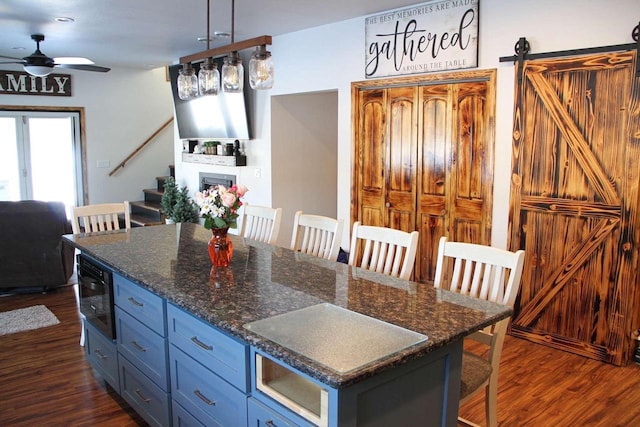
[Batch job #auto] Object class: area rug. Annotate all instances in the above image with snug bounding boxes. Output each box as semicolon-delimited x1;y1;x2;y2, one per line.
0;305;60;336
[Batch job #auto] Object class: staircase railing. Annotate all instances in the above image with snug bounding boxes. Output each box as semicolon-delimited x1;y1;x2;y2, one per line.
109;117;174;176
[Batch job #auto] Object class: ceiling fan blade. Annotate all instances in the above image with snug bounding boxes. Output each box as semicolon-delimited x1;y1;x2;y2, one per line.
0;54;25;61
54;64;111;72
0;61;25;65
53;57;95;65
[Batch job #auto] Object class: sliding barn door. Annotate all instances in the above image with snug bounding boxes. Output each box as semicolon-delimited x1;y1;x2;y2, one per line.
509;51;640;365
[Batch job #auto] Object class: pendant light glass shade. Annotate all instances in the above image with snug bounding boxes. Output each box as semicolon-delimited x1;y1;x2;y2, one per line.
177;63;198;100
222;52;243;93
198;58;220;96
249;45;274;90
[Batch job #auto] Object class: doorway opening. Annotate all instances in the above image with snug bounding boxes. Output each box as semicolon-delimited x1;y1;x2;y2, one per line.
271;91;338;248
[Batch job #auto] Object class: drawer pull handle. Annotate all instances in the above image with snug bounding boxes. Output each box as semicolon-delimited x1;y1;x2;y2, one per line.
95;349;108;360
265;421;277;427
191;336;213;351
128;297;144;307
134;389;151;404
194;389;216;406
131;340;147;352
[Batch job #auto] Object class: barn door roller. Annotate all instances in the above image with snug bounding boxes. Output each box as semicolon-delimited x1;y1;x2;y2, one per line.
500;21;640;78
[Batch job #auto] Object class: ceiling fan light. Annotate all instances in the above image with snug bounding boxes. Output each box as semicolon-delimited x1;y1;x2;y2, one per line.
198;58;220;96
177;63;198;100
222;52;243;93
23;64;53;77
249;46;274;90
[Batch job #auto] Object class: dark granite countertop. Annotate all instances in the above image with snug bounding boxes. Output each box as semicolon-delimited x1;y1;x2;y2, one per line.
63;223;511;389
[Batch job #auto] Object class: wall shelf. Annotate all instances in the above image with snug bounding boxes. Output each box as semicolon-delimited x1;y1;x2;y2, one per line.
182;153;247;167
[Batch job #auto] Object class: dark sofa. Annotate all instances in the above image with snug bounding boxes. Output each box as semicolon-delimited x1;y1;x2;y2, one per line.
0;200;75;291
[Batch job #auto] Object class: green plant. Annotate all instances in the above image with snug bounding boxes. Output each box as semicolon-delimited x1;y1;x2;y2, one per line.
202;140;220;154
160;176;179;220
171;186;199;223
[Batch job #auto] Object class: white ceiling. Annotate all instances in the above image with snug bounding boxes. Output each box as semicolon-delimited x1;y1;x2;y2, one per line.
0;0;419;70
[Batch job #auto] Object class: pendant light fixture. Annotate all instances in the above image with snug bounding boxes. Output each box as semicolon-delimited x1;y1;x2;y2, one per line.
222;51;243;93
249;45;274;90
221;0;243;93
197;0;220;96
177;0;273;96
199;57;220;95
177;63;198;100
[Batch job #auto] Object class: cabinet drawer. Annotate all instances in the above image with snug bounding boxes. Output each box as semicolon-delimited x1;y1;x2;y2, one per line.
248;397;300;427
119;355;171;427
116;306;169;391
85;321;119;392
114;273;166;335
168;303;248;391
172;400;207;427
170;345;248;427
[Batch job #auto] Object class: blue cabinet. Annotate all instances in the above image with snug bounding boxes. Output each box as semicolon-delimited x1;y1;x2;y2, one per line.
114;273;166;335
80;254;464;427
248;397;300;427
167;303;249;391
169;345;247;426
172;399;207;427
84;320;119;392
119;354;171;427
115;306;169;390
249;344;463;427
114;273;170;427
167;303;250;426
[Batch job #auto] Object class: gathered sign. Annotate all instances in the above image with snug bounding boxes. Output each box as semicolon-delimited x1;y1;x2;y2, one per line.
365;0;479;79
0;70;72;96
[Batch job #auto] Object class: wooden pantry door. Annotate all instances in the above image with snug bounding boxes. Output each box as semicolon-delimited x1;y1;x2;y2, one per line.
509;51;640;365
352;70;495;283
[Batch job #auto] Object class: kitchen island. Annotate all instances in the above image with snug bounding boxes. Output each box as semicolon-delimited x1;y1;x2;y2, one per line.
64;223;511;427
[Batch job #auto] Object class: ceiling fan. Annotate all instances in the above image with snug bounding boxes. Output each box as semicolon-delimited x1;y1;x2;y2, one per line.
0;34;110;77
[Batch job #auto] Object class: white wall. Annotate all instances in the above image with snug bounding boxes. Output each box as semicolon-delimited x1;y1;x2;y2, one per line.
220;0;638;250
1;66;174;205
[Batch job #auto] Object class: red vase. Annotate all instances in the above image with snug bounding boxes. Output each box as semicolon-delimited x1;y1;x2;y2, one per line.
208;227;233;267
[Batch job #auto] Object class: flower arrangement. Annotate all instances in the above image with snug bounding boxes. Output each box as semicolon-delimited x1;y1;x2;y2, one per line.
195;184;248;229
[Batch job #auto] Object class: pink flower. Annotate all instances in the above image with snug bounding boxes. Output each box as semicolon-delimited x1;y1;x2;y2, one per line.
221;192;237;208
235;184;248;197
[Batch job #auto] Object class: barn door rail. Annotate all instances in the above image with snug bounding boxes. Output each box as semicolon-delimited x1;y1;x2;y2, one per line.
499;20;640;81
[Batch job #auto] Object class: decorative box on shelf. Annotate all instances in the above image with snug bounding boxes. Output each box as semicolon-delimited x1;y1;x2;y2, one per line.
182;153;247;167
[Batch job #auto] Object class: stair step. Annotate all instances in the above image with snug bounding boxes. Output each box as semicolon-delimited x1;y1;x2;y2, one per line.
143;188;163;204
130;200;162;214
130;213;164;227
156;176;172;192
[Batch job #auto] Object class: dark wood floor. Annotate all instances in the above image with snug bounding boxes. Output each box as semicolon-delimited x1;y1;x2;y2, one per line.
2;284;640;426
0;284;146;426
